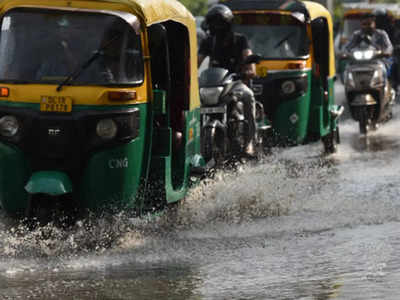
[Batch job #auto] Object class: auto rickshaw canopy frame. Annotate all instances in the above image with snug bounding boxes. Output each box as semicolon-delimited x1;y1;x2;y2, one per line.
0;0;201;109
221;0;336;77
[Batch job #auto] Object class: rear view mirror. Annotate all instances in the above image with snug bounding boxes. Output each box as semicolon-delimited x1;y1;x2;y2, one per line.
201;20;208;32
244;54;262;64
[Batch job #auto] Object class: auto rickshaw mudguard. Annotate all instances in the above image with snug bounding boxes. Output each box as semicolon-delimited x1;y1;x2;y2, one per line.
0;142;30;215
308;75;338;138
151;108;202;204
25;171;73;196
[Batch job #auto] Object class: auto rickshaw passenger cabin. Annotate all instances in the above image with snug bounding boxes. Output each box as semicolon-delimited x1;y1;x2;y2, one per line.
220;0;342;152
0;0;203;217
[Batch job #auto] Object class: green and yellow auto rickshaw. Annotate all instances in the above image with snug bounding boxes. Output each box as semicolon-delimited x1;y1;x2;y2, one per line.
220;0;343;153
0;0;204;218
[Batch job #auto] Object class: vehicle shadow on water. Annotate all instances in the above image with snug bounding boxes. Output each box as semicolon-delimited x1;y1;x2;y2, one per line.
349;133;400;153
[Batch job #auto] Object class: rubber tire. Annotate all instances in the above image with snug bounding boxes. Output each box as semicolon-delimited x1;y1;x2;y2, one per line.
202;127;225;166
359;113;368;135
322;128;339;154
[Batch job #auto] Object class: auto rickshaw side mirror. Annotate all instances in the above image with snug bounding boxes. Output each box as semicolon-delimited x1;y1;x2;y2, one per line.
153;89;167;115
201;20;208;32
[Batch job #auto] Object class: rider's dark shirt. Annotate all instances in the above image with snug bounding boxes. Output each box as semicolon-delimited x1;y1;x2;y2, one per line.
345;29;393;56
199;31;250;73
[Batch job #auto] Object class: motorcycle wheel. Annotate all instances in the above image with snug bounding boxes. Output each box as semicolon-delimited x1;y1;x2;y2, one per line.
358;113;368;135
322;127;339;154
201;127;225;165
353;106;368;135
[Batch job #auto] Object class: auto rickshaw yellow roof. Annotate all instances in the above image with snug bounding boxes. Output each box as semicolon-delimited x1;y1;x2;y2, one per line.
107;0;195;26
302;1;332;23
0;0;195;26
303;1;335;77
343;3;400;17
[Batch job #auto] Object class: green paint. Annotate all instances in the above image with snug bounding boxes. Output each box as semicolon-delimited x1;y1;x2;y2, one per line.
0;99;204;216
308;75;336;138
271;71;312;144
79;104;149;211
0;143;30;215
25;171;73;196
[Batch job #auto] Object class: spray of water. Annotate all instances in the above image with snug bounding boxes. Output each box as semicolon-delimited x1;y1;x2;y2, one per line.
2;97;400;265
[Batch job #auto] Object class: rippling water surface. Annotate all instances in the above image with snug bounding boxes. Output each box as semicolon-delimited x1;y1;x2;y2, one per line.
2;85;400;299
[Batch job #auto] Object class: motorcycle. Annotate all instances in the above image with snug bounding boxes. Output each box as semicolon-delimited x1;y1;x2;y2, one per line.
199;55;270;164
343;35;395;134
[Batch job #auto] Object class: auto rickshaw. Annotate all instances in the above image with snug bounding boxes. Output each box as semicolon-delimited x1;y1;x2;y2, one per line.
220;0;343;153
0;0;204;218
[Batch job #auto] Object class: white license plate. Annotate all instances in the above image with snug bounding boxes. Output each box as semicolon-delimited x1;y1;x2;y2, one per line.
201;106;226;114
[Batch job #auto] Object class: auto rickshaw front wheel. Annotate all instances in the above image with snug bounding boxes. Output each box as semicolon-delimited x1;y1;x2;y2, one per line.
322;127;340;154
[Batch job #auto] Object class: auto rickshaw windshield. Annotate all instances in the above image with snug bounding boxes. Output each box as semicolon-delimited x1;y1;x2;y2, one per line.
232;13;310;59
343;15;363;39
0;8;144;86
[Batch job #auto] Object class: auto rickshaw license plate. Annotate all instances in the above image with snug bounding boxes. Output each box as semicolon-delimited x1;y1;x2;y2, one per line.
40;96;72;113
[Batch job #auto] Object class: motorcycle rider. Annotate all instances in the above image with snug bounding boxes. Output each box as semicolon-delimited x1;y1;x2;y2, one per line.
198;4;258;156
344;11;393;78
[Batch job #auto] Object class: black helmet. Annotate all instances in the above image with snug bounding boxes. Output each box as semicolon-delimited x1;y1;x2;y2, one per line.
205;4;233;34
372;8;387;18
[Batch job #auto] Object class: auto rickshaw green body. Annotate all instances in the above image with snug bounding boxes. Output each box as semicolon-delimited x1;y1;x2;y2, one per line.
0;0;204;217
221;0;343;151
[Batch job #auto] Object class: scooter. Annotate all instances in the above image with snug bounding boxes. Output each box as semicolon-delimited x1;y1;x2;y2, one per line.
199;55;270;164
343;35;395;134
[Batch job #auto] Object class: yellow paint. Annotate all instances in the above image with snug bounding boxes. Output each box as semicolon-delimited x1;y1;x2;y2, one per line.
303;1;336;77
256;60;311;71
0;84;147;106
0;0;200;110
256;66;268;78
189;127;193;141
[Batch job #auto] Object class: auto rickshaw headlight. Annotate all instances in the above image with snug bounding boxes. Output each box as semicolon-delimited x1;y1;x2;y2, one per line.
0;115;19;137
96;118;117;140
281;80;296;95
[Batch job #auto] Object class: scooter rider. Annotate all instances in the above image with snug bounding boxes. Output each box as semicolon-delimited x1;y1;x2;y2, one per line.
344;12;393;77
198;4;258;156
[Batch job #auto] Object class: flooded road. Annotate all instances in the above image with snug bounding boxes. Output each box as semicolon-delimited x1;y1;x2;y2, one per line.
2;84;400;299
